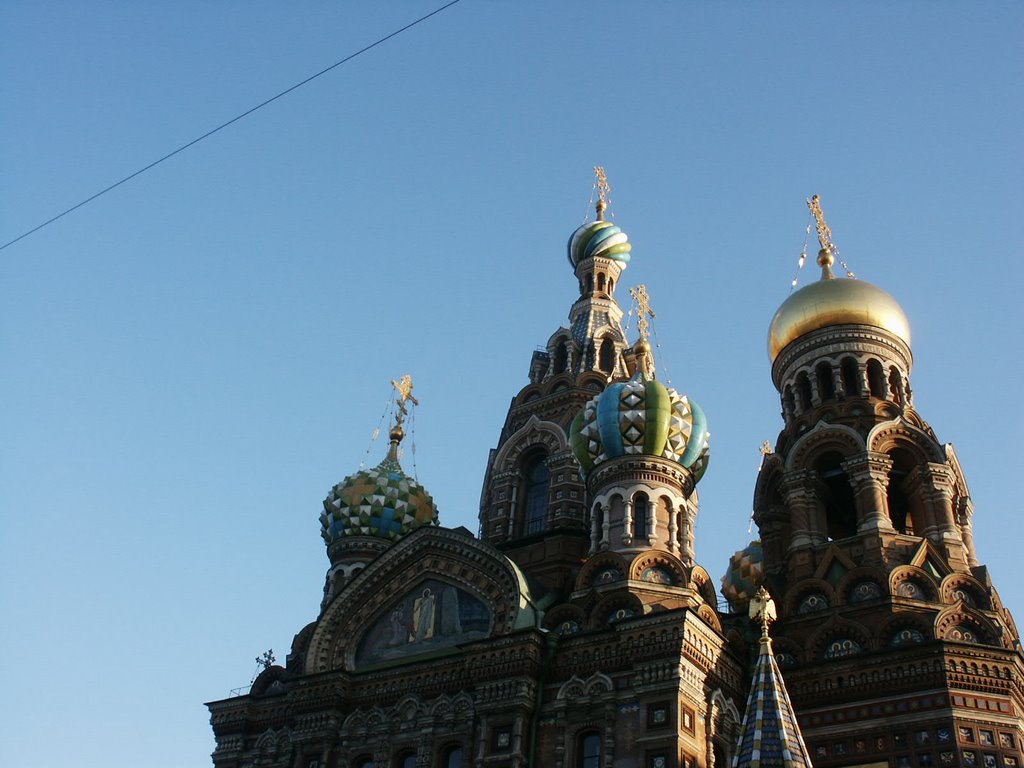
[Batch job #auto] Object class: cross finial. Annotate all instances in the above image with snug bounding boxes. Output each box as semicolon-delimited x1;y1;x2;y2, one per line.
749;586;777;640
759;440;773;457
594;166;611;221
629;284;656;342
256;649;275;670
807;194;838;279
390;374;419;428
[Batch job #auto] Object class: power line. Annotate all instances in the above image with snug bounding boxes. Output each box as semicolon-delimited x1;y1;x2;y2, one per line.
1;0;463;253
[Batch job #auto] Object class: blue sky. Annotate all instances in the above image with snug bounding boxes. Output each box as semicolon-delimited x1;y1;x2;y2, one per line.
2;3;1022;766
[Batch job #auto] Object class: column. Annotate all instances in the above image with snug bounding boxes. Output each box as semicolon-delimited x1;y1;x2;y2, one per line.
782;469;821;549
623;499;634;545
842;452;896;534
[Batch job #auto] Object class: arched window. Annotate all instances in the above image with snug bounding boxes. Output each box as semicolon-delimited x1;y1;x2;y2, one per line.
599;337;616;373
783;384;797;418
841;357;860;396
889;367;905;407
597;272;606;292
886;448;917;534
442;746;463;768
586;272;594;293
867;359;886;398
522;453;550;535
816;361;835;400
354;758;374;768
796;371;813;410
816;452;857;540
578;731;602;768
553;342;568;374
607;277;614;293
633;493;649;539
394;752;416;768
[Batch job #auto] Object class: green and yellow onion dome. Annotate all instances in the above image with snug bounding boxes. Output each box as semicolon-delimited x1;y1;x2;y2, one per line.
768;272;911;362
720;540;765;610
567;219;632;268
320;434;438;545
569;372;709;481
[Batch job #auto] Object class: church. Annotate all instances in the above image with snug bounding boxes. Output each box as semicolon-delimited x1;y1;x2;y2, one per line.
206;178;1024;768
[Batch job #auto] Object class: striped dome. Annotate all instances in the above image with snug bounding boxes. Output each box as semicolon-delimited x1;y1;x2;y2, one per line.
567;220;632;268
569;373;709;480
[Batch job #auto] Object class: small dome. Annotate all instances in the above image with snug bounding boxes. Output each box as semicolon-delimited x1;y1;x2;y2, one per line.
721;540;764;610
567;220;632;268
768;276;911;362
569;373;709;480
320;445;438;545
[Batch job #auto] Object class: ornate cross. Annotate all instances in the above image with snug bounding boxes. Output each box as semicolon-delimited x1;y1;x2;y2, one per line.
390;374;419;426
807;194;836;256
629;284;656;341
594;165;611;220
759;440;773;457
256;649;275;670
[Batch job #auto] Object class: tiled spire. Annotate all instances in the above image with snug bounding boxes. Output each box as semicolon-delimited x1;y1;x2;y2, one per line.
733;587;813;768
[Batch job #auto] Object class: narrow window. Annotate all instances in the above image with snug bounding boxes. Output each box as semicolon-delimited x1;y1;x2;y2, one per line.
797;372;813;410
841;357;860;396
394;752;416;768
889;367;905;407
579;732;602;768
634;493;649;540
816;361;835;400
443;746;463;768
523;454;550;535
597;272;606;292
816;452;857;540
599;337;616;373
886;448;915;534
553;342;568;374
867;359;886;398
607;277;614;293
586;272;594;293
783;384;796;417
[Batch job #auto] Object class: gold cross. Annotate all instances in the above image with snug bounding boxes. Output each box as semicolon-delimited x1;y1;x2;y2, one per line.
390;374;419;425
759;440;773;457
594;166;611;220
629;284;656;341
807;194;835;256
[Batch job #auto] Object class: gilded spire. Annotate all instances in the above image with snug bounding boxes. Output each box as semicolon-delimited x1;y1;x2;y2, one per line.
734;586;813;768
807;194;836;280
594;165;611;221
388;374;419;454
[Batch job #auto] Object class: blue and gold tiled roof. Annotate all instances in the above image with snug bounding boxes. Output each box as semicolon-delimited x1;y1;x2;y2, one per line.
721;541;765;611
733;623;812;768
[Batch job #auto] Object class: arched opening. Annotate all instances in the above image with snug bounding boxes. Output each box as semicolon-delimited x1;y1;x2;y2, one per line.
578;731;602;768
816;451;858;540
816;362;836;400
521;452;550;535
597;272;606;292
633;492;649;540
796;371;813;410
354;757;374;768
867;359;886;398
886;448;918;534
841;357;860;397
592;502;604;545
783;384;797;418
889;367;905;407
442;745;463;768
553;342;568;374
395;751;416;768
607;277;614;293
586;272;594;293
599;337;616;373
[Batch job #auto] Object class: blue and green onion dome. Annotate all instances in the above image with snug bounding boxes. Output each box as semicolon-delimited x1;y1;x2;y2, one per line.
721;540;765;610
320;435;438;545
567;219;632;268
569;372;709;481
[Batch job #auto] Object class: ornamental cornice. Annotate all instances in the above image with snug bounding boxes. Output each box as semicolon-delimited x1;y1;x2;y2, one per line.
772;324;912;389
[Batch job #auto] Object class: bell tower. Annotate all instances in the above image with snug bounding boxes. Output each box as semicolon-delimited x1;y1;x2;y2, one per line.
478;168;634;592
749;196;1024;767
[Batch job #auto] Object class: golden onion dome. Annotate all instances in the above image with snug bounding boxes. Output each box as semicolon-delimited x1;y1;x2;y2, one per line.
768;262;912;362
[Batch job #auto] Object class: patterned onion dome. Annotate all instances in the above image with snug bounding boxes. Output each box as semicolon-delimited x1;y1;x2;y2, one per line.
319;441;438;545
721;540;765;609
567;219;632;268
569;372;709;480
